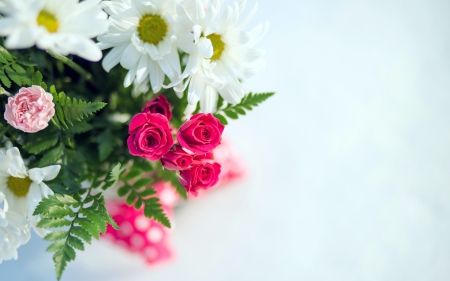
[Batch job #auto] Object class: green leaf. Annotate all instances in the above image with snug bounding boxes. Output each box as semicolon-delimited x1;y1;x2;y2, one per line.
67;235;84;251
11;63;26;74
123;166;143;182
37;218;72;228
216;92;275;124
0;68;11;88
126;191;137;205
51;89;107;129
103;163;125;190
75;217;100;240
132;178;154;190
47;241;65;252
143;198;171;228
139;188;157;197
224;109;239;119
39;144;63;166
44;231;68;242
117;185;131;197
70;226;92;244
5;65;22;86
32;70;43;85
214;113;228;125
97;130;114;161
23;134;59;154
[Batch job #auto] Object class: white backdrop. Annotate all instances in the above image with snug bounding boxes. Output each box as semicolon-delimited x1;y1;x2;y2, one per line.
2;0;450;280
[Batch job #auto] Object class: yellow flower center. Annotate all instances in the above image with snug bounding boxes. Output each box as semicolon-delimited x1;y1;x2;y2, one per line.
7;177;32;197
138;14;168;45
206;34;225;61
37;10;59;33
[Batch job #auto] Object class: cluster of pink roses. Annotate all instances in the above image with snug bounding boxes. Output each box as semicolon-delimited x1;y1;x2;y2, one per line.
127;95;224;196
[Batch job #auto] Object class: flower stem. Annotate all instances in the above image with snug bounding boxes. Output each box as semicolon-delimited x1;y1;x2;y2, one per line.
46;50;92;80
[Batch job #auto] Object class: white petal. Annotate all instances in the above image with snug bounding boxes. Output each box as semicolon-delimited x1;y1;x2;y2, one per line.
135;54;149;84
200;85;218;113
102;44;128;72
198;37;213;59
41;165;60;181
121;43;141;69
28;168;45;184
124;66;137;88
39;182;54;198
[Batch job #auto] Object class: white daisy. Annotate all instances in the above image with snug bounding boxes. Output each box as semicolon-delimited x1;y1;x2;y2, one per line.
174;0;267;113
98;0;181;92
0;191;31;264
0;147;60;237
0;0;109;61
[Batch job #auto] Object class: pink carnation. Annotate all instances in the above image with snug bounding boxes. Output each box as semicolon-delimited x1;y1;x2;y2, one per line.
4;86;55;133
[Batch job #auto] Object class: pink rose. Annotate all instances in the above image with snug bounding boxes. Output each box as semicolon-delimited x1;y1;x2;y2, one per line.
127;113;174;161
177;113;225;154
4;86;55;133
161;146;193;171
142;95;172;121
179;158;221;196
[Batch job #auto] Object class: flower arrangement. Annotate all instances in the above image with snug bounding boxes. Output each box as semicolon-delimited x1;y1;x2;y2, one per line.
0;0;273;279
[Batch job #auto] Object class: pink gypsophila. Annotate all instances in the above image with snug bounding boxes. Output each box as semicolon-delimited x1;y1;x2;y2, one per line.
4;86;55;133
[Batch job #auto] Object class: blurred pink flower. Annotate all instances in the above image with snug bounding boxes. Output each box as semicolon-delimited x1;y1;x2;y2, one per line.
4;86;55;133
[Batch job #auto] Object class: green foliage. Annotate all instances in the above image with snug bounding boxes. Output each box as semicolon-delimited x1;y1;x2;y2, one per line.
158;167;188;200
214;92;275;125
0;46;47;93
34;191;118;280
117;163;171;228
49;85;107;129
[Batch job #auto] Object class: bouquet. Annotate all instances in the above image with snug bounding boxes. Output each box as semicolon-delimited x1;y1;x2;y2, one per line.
0;0;274;279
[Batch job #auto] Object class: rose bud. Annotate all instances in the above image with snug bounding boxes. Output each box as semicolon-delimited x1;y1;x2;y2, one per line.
4;86;55;133
161;146;194;171
142;94;172;121
177;113;225;154
179;162;221;196
127;113;174;161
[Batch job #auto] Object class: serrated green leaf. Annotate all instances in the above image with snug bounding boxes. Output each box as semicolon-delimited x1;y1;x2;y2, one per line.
81;209;107;234
70;226;92;244
126;191;137;205
64;245;76;261
39;144;63;166
103;163;125;190
11;63;26;74
5;65;22;86
47;241;65;252
44;231;68;241
97;130;114;161
132;178;154;190
54;194;79;205
32;71;43;85
75;217;100;240
214;114;228;126
0;53;8;64
123;167;143;182
23;134;59;154
139;188;157;197
38;218;72;228
0;68;11;88
224;109;239;119
45;205;74;218
117;185;130;197
67;235;84;250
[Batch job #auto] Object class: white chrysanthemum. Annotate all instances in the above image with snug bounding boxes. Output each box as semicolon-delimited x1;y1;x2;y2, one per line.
0;0;109;61
175;0;267;113
0;147;60;237
0;191;31;264
98;0;181;92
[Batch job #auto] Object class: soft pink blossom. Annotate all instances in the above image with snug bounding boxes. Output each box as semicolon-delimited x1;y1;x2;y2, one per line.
4;86;55;133
161;146;193;171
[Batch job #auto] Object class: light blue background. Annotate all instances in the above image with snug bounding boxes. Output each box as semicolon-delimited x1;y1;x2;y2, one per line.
2;0;450;280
